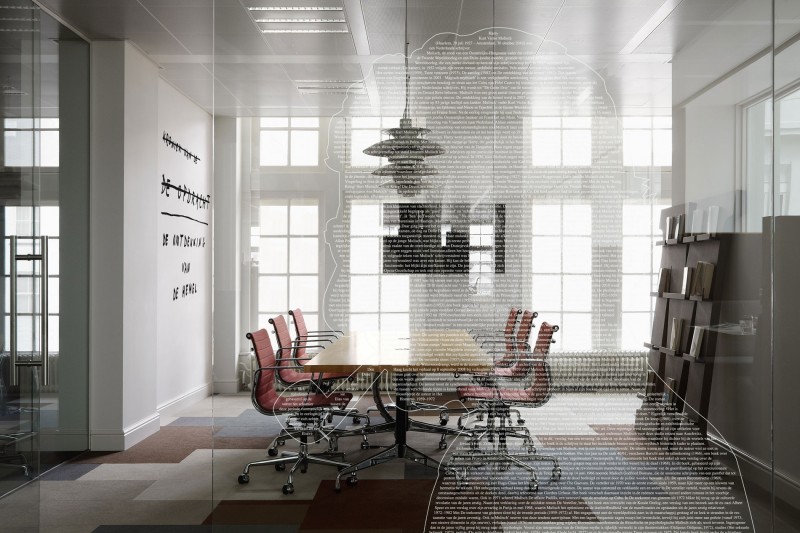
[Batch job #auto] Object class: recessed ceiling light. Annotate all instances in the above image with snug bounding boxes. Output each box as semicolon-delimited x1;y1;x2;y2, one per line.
0;17;37;21
295;80;362;84
262;29;349;33
255;18;345;23
249;6;344;11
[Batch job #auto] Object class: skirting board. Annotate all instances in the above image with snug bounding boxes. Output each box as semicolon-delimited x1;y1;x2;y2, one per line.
708;433;800;511
157;382;212;418
213;380;239;394
40;431;90;452
90;413;160;451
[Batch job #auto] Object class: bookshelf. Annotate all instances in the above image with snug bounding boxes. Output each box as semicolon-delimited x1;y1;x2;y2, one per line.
636;206;723;444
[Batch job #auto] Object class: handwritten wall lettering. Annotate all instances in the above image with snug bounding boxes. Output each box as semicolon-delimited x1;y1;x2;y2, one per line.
171;283;198;300
161;174;211;210
181;262;191;274
162;131;200;164
160;211;209;226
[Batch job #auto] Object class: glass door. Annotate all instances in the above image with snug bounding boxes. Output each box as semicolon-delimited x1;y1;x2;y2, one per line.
0;0;43;510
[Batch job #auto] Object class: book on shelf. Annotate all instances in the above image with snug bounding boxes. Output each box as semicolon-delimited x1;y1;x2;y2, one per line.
691;261;715;299
689;326;704;359
645;370;658;400
674;214;685;240
663;377;676;406
664;216;674;241
669;317;683;352
690;208;705;234
681;267;694;296
707;205;720;234
658;267;670;293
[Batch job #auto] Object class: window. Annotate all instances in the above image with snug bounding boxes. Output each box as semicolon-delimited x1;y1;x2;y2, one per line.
259;117;319;167
256;199;320;334
349;202;409;333
622;117;671;167
531;117;592;167
3;206;60;353
349;117;401;168
620;203;667;350
469;223;494;295
4;118;59;167
531;203;592;351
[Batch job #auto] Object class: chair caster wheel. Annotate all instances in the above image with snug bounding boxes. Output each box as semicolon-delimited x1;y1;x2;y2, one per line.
238;474;249;484
347;475;358;487
517;419;525;425
439;413;449;426
438;440;447;450
551;468;562;481
282;484;294;495
361;441;370;450
529;481;539;492
275;464;286;471
268;448;278;457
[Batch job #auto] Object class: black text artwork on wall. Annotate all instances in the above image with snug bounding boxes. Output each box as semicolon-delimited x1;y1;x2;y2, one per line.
160;174;210;227
162;131;200;163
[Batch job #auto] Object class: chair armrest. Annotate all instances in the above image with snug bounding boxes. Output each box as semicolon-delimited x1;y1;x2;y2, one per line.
296;335;335;343
307;329;344;336
480;339;530;350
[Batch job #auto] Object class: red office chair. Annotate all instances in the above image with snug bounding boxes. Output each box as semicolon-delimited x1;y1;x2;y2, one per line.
449;322;560;493
238;329;352;495
270;314;352;388
271;314;373;447
289;308;343;346
470;307;522;346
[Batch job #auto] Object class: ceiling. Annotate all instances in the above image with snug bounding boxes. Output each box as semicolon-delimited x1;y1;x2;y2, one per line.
27;0;790;117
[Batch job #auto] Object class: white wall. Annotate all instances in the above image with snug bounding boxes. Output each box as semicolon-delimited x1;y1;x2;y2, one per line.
90;41;212;450
156;79;213;409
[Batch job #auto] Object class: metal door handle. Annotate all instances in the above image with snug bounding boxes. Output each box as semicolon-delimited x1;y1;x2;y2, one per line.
10;235;49;387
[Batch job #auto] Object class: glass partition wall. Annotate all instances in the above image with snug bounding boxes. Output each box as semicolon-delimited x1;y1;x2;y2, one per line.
0;2;90;527
210;0;796;530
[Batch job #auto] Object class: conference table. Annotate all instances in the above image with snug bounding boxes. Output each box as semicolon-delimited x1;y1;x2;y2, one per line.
303;329;493;491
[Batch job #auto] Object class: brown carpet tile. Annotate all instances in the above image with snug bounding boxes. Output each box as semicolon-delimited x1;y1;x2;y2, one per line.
300;479;435;532
75;427;213;464
203;500;310;525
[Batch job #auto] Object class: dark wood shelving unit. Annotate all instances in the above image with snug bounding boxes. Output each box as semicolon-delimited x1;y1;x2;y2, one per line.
637;207;723;442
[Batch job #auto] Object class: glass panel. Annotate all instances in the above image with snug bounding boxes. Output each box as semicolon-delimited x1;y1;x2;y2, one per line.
531;236;561;273
562;129;591;166
532;205;561;234
260;204;288;235
290;130;319;166
289;276;318;313
562;275;591;312
562;237;591;274
350;204;381;235
531;129;561;166
289;203;318;235
381;275;409;312
288;238;318;274
260;130;289;166
560;313;591;351
532;274;561;310
259;276;287;312
259;237;287;273
349;237;380;274
381;313;409;333
349;276;379;312
350;313;378;332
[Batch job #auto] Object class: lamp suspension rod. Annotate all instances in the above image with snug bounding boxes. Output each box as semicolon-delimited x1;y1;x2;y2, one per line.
403;0;410;120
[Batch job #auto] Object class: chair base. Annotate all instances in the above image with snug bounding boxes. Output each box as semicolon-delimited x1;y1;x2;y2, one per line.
239;441;349;494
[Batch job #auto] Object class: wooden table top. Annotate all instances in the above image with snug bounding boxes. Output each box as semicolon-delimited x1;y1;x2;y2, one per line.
303;330;493;373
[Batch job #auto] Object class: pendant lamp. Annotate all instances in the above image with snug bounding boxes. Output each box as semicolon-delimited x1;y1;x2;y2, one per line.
362;0;444;195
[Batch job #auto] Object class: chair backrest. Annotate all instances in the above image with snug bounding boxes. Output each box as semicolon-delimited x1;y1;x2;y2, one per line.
515;309;537;348
504;307;521;337
246;329;280;412
525;322;558;404
269;314;303;384
289;308;309;359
